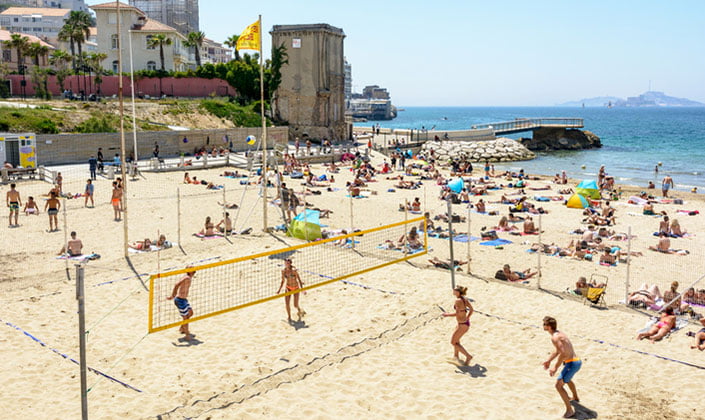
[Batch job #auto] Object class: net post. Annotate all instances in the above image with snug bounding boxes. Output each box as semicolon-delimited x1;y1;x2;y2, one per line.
447;198;456;289
302;185;308;241
349;193;354;249
75;264;88;420
62;197;68;273
222;185;227;237
466;204;471;274
403;201;408;255
177;188;181;247
537;214;542;290
625;226;632;305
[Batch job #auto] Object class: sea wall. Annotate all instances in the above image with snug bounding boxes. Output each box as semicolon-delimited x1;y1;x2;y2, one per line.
421;137;535;162
35;127;289;166
520;128;601;151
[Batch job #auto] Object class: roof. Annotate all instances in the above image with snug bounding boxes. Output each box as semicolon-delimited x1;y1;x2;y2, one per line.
271;24;345;36
0;7;71;17
139;19;179;33
89;1;143;14
0;29;54;48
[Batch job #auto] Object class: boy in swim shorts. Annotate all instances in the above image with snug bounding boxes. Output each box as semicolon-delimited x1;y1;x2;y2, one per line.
167;268;195;340
6;183;21;227
111;181;122;221
543;316;582;418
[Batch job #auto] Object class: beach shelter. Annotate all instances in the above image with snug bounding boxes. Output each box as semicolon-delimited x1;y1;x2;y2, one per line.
566;194;590;209
288;209;322;240
448;177;465;193
576;179;601;199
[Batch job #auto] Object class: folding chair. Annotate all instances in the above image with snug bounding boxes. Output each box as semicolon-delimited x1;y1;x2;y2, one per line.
583;274;608;307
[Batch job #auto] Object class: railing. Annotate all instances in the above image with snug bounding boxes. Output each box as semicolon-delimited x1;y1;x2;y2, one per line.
472;118;584;134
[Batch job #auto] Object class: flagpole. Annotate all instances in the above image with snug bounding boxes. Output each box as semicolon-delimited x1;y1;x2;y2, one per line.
259;14;268;232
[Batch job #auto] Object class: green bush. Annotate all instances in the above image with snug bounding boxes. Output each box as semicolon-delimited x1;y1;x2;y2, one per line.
200;99;268;127
36;119;59;134
74;115;117;133
0;120;9;131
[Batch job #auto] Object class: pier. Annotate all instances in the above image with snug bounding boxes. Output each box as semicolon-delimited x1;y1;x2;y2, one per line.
471;118;584;136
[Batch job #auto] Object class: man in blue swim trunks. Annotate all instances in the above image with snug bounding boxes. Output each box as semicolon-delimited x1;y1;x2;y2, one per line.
543;316;582;418
167;267;195;341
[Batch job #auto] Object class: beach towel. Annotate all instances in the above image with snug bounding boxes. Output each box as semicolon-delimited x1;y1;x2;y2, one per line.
387;188;396;192
550;196;565;201
533;196;550;202
676;210;699;215
346;195;368;199
56;253;100;261
128;243;178;254
193;233;223;239
290;172;304;179
637;317;690;335
480;238;513;246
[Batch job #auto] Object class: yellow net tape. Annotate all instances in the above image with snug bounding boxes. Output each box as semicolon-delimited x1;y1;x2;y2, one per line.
148;216;428;333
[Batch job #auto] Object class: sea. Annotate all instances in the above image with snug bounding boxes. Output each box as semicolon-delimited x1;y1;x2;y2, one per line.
355;107;705;192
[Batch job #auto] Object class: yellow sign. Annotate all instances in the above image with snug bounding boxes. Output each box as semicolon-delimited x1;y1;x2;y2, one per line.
236;20;260;51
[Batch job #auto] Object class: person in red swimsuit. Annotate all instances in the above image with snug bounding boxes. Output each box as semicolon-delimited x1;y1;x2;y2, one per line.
277;258;306;323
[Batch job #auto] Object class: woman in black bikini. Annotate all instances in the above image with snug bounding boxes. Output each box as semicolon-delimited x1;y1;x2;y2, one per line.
442;285;474;365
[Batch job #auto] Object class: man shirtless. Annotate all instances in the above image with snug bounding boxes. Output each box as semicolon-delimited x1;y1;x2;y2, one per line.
111;181;122;221
216;212;232;234
58;231;83;256
661;175;674;198
44;191;61;231
167;268;195;340
6;183;21;227
543;316;582;418
277;258;305;323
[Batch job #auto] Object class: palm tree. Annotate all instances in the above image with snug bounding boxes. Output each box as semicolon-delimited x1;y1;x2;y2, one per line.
4;34;30;73
88;52;107;96
223;34;240;61
147;34;172;71
27;42;50;67
184;31;205;68
59;10;92;71
50;49;72;93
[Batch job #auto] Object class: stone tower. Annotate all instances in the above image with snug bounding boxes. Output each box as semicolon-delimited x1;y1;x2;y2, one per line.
270;24;347;141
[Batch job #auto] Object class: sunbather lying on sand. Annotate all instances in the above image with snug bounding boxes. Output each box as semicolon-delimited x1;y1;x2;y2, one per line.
428;257;468;270
502;264;537;282
636;307;676;342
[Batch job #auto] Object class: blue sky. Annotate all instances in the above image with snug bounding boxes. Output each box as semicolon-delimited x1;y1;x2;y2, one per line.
90;1;705;106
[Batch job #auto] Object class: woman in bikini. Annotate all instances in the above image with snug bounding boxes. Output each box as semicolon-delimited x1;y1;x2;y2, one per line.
198;216;215;236
276;258;305;323
637;307;676;342
442;285;474;365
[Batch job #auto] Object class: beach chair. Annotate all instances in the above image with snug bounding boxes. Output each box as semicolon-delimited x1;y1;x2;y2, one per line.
583;274;608;308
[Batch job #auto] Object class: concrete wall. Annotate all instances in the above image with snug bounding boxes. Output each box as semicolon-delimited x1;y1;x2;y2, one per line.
8;75;232;98
35;127;289;166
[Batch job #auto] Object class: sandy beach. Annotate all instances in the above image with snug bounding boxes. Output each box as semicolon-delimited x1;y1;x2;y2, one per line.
1;149;705;420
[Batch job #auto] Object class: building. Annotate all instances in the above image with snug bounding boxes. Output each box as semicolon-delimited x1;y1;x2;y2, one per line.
202;37;230;64
90;1;193;73
128;0;198;35
0;29;54;72
0;7;70;44
344;58;351;99
2;0;89;13
270;24;347;141
362;85;390;100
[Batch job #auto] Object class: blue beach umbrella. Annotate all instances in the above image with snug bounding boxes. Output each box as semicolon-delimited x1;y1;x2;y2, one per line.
575;179;600;199
448;177;465;193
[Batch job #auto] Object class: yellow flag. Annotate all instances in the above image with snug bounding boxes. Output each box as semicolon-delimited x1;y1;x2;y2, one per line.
237;20;260;51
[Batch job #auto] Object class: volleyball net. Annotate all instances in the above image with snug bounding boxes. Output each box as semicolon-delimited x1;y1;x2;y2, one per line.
148;216;428;333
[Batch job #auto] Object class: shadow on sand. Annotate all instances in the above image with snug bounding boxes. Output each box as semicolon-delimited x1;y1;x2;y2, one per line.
172;335;204;347
453;363;488;378
568;401;598;419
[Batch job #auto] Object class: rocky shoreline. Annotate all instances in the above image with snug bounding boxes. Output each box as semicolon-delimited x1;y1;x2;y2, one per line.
421;137;535;162
519;128;602;151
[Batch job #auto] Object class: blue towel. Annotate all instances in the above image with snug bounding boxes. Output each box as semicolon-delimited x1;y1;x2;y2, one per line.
387;188;396;192
534;196;550;202
480;238;513;246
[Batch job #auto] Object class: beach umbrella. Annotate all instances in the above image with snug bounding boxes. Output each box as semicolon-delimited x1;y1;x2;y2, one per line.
566;194;590;209
575;179;601;199
289;209;322;240
448;177;465;193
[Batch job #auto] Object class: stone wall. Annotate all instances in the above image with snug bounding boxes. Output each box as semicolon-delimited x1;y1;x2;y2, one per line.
421;137;535;162
520;128;601;151
35;127;289;166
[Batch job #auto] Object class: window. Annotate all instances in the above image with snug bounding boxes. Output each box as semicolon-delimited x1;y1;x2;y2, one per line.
2;50;11;62
108;13;117;24
112;60;119;73
111;34;119;49
145;35;154;49
13;17;18;22
146;61;156;71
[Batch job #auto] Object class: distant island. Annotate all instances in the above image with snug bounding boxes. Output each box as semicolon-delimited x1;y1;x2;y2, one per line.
558;91;704;107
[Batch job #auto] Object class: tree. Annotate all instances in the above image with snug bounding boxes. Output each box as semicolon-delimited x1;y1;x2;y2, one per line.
184;31;205;68
50;49;72;93
27;42;50;67
59;10;92;71
266;43;289;121
223;34;240;61
4;34;30;73
147;34;172;71
88;52;107;95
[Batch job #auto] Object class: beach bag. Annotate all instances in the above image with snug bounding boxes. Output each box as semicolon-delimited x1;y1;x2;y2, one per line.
494;270;507;280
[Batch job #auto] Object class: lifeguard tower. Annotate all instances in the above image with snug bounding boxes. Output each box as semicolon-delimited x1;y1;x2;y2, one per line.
0;132;37;168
